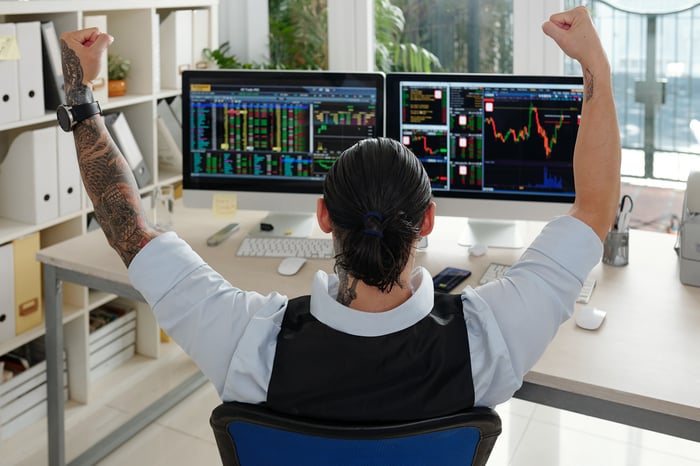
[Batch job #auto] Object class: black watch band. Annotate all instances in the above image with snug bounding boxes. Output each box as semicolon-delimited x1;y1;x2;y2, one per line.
57;101;102;132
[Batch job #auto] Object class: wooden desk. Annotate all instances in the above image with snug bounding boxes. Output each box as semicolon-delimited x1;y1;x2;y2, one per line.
37;206;700;464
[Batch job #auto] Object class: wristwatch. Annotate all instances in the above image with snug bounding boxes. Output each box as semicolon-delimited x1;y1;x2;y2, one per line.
56;101;102;132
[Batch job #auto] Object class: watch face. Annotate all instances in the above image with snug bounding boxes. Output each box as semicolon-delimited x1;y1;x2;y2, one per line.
57;106;74;132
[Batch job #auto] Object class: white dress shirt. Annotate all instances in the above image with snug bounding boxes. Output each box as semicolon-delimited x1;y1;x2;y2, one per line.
128;215;601;408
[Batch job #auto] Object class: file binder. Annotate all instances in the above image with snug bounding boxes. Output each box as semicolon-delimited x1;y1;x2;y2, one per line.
0;243;15;344
40;20;66;109
15;21;46;120
0;23;21;124
0;126;59;224
82;15;109;104
56;129;83;216
104;112;152;188
160;10;193;89
157;99;183;171
191;8;210;70
12;232;43;336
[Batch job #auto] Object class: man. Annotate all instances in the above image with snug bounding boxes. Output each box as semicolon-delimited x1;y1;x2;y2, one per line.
58;5;619;417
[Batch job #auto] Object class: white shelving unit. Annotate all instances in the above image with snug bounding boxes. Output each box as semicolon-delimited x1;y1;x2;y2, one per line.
0;0;218;443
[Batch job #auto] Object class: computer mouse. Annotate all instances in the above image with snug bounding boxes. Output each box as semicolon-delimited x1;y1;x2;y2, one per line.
277;257;307;276
468;243;488;257
575;306;607;330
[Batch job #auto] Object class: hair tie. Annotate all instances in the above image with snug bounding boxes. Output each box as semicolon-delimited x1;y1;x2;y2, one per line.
363;211;384;223
363;211;384;238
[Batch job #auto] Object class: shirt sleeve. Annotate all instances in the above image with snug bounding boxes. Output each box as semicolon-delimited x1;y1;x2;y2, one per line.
465;215;602;407
127;232;287;402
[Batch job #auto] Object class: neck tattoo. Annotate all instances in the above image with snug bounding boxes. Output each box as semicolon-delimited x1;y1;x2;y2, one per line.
337;273;360;306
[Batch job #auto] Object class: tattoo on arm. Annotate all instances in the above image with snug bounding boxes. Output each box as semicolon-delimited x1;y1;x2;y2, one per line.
337;272;360;306
60;40;93;105
584;67;594;102
61;40;159;267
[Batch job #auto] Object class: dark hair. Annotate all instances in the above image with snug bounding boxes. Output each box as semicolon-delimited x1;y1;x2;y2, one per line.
323;137;432;292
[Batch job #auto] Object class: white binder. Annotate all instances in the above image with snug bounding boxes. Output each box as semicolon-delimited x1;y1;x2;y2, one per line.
82;15;109;105
56;130;83;216
160;10;193;89
0;242;15;344
15;21;45;120
191;8;210;70
0;23;21;124
0;126;59;224
104;112;152;188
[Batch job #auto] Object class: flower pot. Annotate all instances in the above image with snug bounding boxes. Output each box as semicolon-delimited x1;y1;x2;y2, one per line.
108;79;127;97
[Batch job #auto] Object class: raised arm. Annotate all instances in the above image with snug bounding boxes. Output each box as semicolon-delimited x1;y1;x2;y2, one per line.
60;29;160;266
542;6;621;241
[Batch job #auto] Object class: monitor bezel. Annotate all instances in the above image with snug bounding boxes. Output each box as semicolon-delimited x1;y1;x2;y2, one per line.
385;72;584;206
181;69;385;197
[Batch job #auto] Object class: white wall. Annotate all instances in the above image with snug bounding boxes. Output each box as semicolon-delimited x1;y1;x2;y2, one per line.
513;0;566;75
218;0;269;64
327;0;375;71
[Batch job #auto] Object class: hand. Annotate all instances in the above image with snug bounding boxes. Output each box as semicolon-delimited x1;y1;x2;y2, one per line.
542;6;608;72
59;28;113;102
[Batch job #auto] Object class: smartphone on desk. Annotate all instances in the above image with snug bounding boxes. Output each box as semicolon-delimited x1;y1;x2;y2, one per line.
433;267;472;292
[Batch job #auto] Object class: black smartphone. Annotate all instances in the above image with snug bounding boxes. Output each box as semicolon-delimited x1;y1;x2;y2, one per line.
433;267;472;292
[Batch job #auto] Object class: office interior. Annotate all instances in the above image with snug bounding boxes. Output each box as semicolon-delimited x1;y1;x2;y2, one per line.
1;0;700;465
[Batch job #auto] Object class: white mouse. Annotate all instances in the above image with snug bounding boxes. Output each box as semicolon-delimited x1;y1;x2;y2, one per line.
468;243;488;257
575;306;607;330
277;257;307;276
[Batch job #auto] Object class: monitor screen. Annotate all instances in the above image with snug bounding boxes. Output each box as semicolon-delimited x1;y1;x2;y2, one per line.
386;73;583;247
182;69;385;234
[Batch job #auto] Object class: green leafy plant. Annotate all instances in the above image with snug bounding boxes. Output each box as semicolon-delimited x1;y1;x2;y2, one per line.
203;42;266;69
107;54;131;80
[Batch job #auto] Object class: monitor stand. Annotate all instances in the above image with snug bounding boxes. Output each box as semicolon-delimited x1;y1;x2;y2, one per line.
457;218;525;249
250;212;316;238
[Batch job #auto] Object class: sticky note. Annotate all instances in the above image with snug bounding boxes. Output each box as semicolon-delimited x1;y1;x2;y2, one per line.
0;35;20;61
212;193;237;218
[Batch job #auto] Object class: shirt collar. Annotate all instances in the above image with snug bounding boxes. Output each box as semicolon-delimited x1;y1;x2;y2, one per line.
309;267;435;337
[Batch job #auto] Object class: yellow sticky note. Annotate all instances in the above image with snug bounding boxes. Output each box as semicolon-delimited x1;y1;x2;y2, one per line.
0;35;20;61
212;193;237;218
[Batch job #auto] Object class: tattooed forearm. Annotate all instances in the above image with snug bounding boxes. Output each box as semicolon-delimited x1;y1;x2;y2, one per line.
60;39;93;105
584;67;594;102
337;272;360;306
74;113;159;267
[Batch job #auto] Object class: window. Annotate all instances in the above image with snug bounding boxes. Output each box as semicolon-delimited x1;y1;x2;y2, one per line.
377;0;513;73
565;0;700;182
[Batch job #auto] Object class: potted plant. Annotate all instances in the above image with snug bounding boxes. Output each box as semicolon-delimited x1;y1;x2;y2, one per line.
107;54;131;97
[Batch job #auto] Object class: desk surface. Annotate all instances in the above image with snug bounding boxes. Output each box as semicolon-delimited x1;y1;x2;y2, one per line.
37;205;700;432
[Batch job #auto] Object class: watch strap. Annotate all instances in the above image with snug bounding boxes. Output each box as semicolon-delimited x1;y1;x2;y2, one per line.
71;101;102;123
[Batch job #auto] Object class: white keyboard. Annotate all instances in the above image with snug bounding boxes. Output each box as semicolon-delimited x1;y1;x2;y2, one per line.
478;262;597;304
236;236;335;259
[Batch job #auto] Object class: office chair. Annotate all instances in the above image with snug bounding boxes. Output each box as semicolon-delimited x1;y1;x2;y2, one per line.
210;401;502;466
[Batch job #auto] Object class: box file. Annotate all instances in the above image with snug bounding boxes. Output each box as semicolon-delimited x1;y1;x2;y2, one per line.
104;112;152;188
15;21;46;120
40;21;65;109
0;243;15;345
0;23;21;125
0;126;59;224
56;129;83;216
12;233;43;336
160;10;193;89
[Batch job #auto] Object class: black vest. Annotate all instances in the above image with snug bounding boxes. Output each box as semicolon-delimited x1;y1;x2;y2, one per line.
266;293;475;422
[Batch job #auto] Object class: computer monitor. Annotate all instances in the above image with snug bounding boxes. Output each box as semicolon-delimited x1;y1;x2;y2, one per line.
182;69;384;237
386;73;583;247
